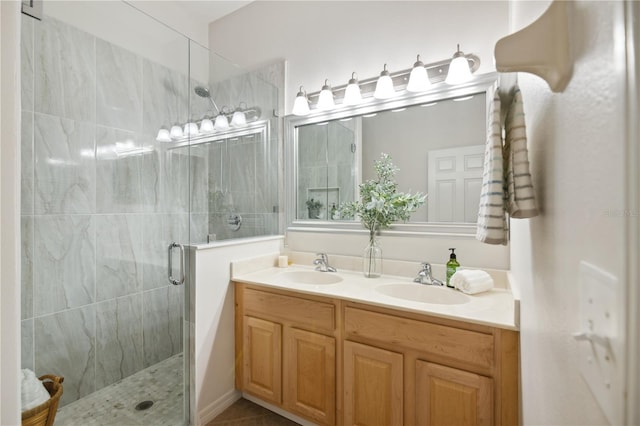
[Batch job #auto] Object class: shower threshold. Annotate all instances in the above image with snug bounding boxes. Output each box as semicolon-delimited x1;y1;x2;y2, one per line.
55;353;184;426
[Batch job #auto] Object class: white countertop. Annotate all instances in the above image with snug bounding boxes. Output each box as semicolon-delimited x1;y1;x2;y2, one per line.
232;263;519;331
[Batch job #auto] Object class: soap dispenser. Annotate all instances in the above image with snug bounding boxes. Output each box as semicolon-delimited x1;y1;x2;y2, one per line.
446;248;460;288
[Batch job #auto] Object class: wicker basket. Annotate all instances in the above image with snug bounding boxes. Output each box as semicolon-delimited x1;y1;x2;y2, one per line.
21;375;64;426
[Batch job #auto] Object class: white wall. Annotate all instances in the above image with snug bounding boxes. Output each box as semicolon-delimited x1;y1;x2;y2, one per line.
192;237;283;425
209;1;509;113
210;1;511;270
509;1;629;424
287;230;509;271
127;0;210;48
0;1;21;424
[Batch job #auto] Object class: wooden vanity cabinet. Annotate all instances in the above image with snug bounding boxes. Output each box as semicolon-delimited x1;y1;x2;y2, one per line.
284;328;336;424
343;340;403;425
343;303;518;426
242;316;282;404
415;360;493;426
235;283;519;426
235;284;338;425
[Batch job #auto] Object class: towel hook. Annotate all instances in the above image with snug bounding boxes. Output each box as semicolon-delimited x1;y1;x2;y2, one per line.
494;0;573;92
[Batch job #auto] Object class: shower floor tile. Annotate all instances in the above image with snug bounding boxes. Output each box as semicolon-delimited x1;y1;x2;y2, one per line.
55;353;184;426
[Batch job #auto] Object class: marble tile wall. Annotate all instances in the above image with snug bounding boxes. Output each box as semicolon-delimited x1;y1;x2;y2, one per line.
20;15;194;407
20;14;282;407
207;61;283;239
297;119;357;219
35;17;96;123
95;295;143;389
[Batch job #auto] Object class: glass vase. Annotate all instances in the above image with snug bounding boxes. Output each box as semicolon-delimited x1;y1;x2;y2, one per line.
363;234;382;278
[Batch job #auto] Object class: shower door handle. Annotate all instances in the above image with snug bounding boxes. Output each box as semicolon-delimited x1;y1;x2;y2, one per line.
168;242;185;286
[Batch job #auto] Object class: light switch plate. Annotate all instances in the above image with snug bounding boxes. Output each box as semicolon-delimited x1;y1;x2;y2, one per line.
578;261;619;425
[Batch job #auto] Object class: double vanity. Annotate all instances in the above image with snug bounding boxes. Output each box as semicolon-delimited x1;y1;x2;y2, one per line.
231;253;519;426
227;60;515;426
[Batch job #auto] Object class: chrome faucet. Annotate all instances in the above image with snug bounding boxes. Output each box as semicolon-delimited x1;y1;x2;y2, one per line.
414;262;444;286
313;253;337;272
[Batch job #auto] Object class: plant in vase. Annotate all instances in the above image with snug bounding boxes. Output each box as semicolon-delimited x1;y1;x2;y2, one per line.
306;198;323;219
339;153;426;278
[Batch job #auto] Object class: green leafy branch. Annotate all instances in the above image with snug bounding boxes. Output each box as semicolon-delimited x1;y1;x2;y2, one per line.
339;153;426;240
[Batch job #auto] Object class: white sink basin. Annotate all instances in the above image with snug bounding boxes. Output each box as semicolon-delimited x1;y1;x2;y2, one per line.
376;283;470;305
275;270;343;285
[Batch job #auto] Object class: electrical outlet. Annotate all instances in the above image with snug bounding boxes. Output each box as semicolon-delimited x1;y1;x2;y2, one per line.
577;261;619;425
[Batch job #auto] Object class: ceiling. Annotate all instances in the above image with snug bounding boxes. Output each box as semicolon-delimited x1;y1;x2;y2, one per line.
176;0;253;24
126;0;253;47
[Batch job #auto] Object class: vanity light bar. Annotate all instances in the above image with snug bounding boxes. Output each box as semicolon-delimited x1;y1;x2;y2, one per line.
299;52;480;113
156;106;262;143
163;119;269;150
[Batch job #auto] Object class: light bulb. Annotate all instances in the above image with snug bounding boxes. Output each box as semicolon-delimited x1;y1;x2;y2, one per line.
170;125;183;139
317;79;335;110
343;72;362;106
231;110;247;127
156;128;171;142
214;113;229;130
374;64;395;99
292;86;310;116
406;55;430;92
199;118;214;133
445;44;473;85
183;122;199;136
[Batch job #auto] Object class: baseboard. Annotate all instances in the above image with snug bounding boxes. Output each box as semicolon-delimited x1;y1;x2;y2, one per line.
197;389;241;425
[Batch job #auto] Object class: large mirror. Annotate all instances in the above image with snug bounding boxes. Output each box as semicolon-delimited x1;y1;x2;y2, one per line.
285;73;497;236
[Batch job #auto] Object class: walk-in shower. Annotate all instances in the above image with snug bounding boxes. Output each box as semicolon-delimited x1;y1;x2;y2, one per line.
19;2;280;425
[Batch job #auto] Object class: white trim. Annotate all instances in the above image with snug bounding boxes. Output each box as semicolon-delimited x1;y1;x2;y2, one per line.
0;1;22;424
624;1;640;424
286;224;478;239
190;235;284;251
197;388;241;426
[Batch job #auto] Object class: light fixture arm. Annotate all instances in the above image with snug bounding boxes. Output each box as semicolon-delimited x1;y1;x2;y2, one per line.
452;44;464;59
208;97;221;115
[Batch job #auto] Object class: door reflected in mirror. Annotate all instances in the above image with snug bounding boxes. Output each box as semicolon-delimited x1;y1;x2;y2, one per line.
295;94;486;224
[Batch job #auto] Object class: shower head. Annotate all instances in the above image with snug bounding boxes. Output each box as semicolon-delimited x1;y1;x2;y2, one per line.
194;86;220;114
194;86;210;98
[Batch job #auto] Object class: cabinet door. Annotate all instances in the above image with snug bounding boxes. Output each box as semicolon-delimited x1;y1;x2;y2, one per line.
284;328;336;425
344;340;403;426
415;360;493;426
243;316;282;404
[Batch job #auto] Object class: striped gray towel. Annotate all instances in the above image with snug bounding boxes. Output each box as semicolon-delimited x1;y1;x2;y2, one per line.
476;90;508;245
505;87;539;218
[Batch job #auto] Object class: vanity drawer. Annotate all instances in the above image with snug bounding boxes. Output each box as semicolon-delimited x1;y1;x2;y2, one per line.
243;287;335;333
344;306;494;370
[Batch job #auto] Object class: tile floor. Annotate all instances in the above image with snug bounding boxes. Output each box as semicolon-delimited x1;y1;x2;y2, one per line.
207;399;299;426
52;354;297;426
54;353;184;426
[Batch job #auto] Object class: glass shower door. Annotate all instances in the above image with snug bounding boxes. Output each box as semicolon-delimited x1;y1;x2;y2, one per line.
20;2;192;424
